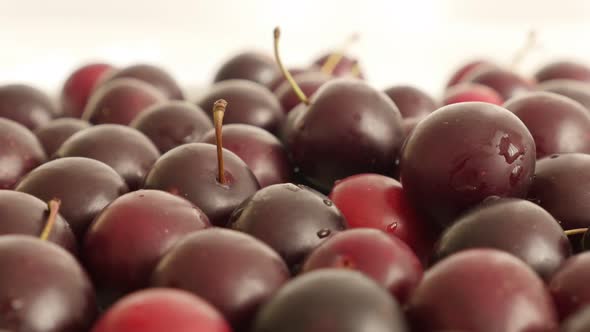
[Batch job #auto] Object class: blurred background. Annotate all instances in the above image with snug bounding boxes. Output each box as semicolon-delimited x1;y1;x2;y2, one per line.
1;0;590;98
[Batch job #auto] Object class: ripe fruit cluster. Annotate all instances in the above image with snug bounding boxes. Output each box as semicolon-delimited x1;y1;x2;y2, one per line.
1;27;590;332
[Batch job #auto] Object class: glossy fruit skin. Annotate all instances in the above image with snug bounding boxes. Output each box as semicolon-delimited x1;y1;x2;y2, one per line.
329;174;434;263
82;78;167;125
91;288;232;332
100;64;184;100
312;54;364;78
34;118;91;156
201;124;291;188
504;91;590;158
0;84;59;129
535;61;590;83
301;228;422;303
279;103;306;149
196;79;284;134
151;228;289;330
528;153;590;230
443;82;504;105
55;124;160;190
16;157;128;239
252;269;409;332
214;52;280;89
84;190;210;294
268;67;309;92
465;68;533;100
291;79;404;192
539;79;590;111
0;190;77;255
434;197;570;280
400;102;536;227
144;143;259;226
446;60;495;87
228;183;347;269
60;63;114;118
0;118;47;189
562;306;590;332
549;252;590;320
0;236;96;332
383;85;437;119
407;249;558;332
130;101;213;153
274;71;331;113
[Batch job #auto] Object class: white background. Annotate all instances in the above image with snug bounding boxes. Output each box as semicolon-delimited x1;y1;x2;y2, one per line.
1;0;590;100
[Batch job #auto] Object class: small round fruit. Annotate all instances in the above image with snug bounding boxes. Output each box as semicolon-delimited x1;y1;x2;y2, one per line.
214;52;280;89
535;61;590;83
443;82;504;105
539;79;590;111
0;84;59;129
446;60;495;87
60;63;114;117
465;67;533;100
383;85;437;119
34;118;91;156
549;252;590;320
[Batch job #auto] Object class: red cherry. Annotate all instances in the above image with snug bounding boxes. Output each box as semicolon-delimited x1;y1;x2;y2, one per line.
61;63;114;118
443;82;504;105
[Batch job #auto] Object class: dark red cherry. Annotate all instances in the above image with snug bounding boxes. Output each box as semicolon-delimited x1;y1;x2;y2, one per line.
151;228;289;330
91;288;232;332
383;85;437;119
504;91;590;158
312;54;364;78
0;235;96;332
130;101;213;153
55;124;160;190
443;82;504;105
0;118;46;189
100;64;184;100
214;52;280;89
34;118;91;156
274;71;331;113
562;306;590;332
61;63;114;118
446;60;495;87
535;61;590;83
401;102;536;227
278;102;305;149
252;269;409;332
407;249;558;332
539;79;590;111
465;67;533;100
268;67;309;92
301;228;422;304
0;84;59;130
16;157;128;239
82;78;167;125
549;252;590;320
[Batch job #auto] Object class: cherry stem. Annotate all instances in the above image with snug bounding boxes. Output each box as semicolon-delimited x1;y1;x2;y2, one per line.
213;99;228;185
273;27;310;106
320;32;360;75
510;30;537;71
40;199;61;241
564;228;588;236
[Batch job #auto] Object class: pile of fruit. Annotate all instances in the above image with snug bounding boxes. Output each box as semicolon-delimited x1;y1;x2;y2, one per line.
2;27;590;332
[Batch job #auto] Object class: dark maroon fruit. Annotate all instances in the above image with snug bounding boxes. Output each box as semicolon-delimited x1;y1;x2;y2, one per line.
61;63;114;118
34;118;91;156
274;71;331;113
446;60;495;87
535;61;590;83
443;82;504;105
268;67;309;91
214;52;280;89
549;252;590;320
383;85;437;119
401;102;536;227
465;67;533;100
0;84;59;129
539;79;590;111
101;64;184;100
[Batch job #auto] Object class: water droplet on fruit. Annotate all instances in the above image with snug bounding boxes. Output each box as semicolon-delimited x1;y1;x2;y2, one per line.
510;165;523;186
386;222;398;233
323;199;333;206
498;134;524;164
334;179;342;185
317;229;331;238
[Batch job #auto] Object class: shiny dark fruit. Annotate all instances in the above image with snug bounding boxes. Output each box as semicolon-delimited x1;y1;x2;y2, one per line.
0;84;59;129
130;101;213;153
196;80;284;134
279;103;305;149
16;157;128;239
549;252;590;320
291;79;404;192
312;54;364;78
562;306;590;332
434;197;570;280
329;174;435;263
55;124;160;190
274;71;331;113
535;61;590;83
252;269;409;332
0;190;76;254
400;102;536;227
383;85;437;119
34;118;91;156
0;235;96;332
528;153;590;230
100;64;184;100
91;288;232;332
504;91;590;158
201;124;291;187
301;228;422;304
84;190;210;295
228;183;347;269
539;79;590;111
407;249;558;332
446;60;495;87
151;228;289;330
268;67;310;91
60;63;114;118
0;118;46;189
465;67;533;100
443;82;504;105
144;143;259;226
82;78;167;125
214;52;280;89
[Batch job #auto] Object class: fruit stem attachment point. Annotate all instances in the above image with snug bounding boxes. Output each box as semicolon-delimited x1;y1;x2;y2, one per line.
564;228;588;236
273;27;310;106
213;99;228;185
320;32;360;75
40;199;61;241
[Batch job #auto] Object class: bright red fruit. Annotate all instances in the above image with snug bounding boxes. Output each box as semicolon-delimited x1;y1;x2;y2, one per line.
61;63;114;118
